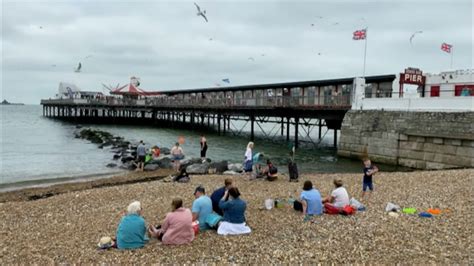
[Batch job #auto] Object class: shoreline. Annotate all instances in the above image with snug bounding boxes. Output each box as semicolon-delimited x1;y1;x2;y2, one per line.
0;169;175;203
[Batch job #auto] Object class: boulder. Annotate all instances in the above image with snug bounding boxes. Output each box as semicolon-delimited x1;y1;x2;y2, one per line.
113;154;121;160
228;163;243;173
149;156;173;169
223;170;240;175
179;159;194;170
120;161;136;170
189;158;203;164
144;164;160;171
186;163;210;175
121;155;135;163
210;160;228;173
160;147;171;155
106;163;117;168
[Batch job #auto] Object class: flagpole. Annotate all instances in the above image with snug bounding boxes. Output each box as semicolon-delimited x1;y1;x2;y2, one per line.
363;27;368;78
450;47;454;69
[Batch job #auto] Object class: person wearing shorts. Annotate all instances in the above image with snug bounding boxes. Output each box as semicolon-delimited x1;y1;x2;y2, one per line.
243;142;254;179
171;142;185;172
362;158;378;198
136;140;147;171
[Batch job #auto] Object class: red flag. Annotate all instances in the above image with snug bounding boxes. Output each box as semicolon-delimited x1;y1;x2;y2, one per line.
353;29;367;40
441;43;452;53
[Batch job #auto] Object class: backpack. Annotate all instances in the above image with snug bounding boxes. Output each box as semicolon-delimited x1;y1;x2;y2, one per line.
288;162;298;181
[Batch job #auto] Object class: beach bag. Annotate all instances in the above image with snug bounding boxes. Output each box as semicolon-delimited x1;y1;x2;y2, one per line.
341;205;356;216
324;203;341;215
288;162;298;181
205;213;223;228
293;200;303;211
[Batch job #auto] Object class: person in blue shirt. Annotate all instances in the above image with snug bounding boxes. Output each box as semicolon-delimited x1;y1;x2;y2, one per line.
217;187;251;235
192;186;213;231
210;178;234;215
362;158;378;198
293;180;323;216
116;201;149;249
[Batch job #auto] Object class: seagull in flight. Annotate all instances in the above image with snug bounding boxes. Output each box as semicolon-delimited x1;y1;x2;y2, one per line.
409;31;423;45
194;2;208;22
74;62;82;73
84;55;93;59
248;57;255;61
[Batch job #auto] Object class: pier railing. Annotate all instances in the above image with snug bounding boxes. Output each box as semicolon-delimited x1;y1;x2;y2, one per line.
41;94;352;109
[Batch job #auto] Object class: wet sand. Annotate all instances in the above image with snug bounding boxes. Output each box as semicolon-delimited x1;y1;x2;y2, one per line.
0;169;472;264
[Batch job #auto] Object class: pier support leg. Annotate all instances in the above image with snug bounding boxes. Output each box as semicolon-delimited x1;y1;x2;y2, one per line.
286;117;290;141
217;114;221;135
223;115;226;135
250;115;255;141
333;129;338;148
294;117;299;149
318;119;322;139
281;117;284;136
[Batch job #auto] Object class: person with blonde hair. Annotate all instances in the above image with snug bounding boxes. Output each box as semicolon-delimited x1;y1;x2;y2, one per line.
116;201;149;249
148;198;194;245
243;142;254;178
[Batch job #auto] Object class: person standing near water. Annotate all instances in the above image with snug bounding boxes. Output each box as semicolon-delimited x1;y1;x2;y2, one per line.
200;135;208;162
243;142;254;179
136;140;146;172
171;142;185;172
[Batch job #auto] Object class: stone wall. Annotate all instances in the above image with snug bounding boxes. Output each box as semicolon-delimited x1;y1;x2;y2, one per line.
338;110;474;169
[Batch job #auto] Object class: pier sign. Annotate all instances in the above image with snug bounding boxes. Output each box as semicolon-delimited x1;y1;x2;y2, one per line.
400;68;425;85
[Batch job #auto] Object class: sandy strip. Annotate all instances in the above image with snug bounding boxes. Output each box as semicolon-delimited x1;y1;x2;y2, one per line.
0;169;472;264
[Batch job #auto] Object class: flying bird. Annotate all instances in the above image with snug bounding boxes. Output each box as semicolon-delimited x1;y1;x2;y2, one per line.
310;23;315;27
332;22;339;26
74;62;82;73
51;64;56;67
39;26;43;29
409;31;423;45
209;38;213;41
248;57;255;61
222;78;230;84
261;54;265;56
84;55;93;59
194;2;208;22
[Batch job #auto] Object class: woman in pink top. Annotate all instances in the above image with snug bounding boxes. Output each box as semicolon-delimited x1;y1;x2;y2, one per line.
148;198;194;245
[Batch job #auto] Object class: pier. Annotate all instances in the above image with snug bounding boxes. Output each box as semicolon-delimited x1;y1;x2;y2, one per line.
41;75;396;148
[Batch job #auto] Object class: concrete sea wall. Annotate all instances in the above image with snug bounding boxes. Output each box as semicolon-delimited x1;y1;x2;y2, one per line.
338;110;474;169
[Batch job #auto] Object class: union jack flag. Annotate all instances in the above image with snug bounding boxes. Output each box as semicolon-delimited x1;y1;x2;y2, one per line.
441;42;452;53
353;29;367;40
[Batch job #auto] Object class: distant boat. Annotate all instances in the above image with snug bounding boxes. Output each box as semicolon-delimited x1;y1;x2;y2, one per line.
1;99;24;105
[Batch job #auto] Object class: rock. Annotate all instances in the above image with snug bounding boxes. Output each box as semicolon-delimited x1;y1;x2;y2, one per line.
189;158;203;164
160;147;171;155
149;157;173;169
179;159;194;170
106;163;117;168
223;170;240;175
210;161;228;173
119;161;135;170
228;163;243;173
186;163;210;175
144;164;160;171
121;155;135;163
113;154;121;160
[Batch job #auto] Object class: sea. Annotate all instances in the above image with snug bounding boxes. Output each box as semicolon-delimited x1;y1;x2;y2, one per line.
0;105;403;190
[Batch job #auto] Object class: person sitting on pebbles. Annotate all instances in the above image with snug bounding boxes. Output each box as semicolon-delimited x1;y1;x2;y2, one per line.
192;186;213;231
322;178;350;212
116;201;149;249
217;187;251;236
293;180;323;216
148;198;194;245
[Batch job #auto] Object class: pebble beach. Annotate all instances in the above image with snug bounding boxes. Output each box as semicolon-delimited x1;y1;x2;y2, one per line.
0;169;472;264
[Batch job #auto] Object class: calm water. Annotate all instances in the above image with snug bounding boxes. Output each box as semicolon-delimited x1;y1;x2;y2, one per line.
0;105;397;188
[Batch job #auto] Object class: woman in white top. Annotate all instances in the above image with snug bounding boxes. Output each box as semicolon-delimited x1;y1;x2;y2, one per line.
243;142;254;178
323;178;350;209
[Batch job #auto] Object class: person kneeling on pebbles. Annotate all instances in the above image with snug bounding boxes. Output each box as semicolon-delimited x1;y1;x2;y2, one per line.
322;178;350;214
217;187;251;236
148;198;194;245
116;201;149;249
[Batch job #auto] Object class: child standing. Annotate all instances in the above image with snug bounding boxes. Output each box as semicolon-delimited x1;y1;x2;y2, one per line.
362;158;378;198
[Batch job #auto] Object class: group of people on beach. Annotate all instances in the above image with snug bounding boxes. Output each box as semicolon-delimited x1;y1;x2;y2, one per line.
108;139;380;249
113;177;250;249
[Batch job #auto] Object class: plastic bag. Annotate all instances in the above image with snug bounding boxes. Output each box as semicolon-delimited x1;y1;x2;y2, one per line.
350;197;365;211
385;202;401;212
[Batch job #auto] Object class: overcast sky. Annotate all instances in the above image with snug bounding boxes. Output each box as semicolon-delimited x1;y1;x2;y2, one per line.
1;0;472;104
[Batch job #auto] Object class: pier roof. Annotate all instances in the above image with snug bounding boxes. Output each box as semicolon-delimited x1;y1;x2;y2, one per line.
157;74;396;95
